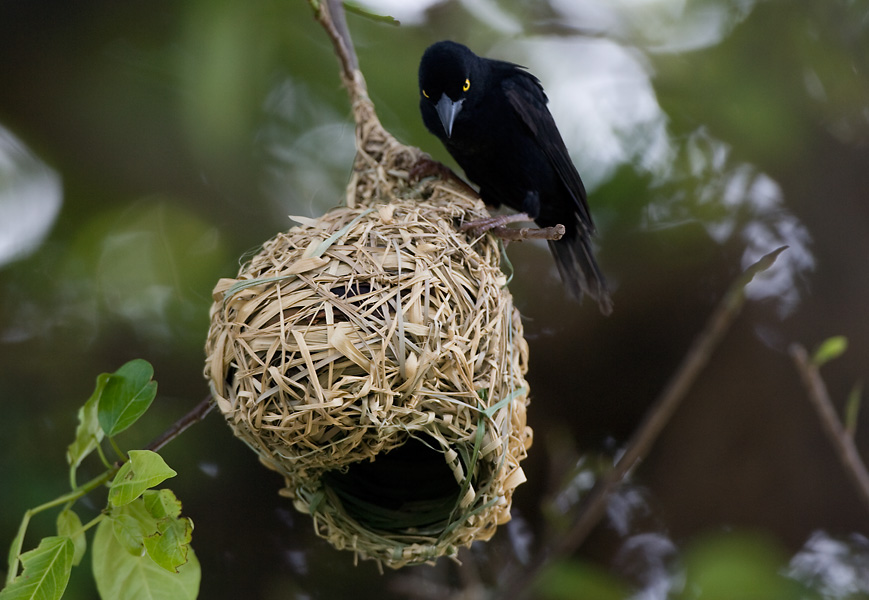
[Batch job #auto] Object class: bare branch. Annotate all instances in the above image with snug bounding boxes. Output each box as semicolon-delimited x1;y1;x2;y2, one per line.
309;0;367;103
459;213;565;242
790;343;869;513
500;245;789;600
490;224;565;242
145;396;215;454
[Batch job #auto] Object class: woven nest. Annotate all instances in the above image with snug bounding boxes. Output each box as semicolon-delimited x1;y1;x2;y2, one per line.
204;89;532;568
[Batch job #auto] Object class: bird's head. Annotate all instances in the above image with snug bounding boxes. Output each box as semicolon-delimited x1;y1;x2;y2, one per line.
418;41;479;138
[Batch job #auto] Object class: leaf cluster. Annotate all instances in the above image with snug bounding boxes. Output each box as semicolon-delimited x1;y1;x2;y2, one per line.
1;360;200;600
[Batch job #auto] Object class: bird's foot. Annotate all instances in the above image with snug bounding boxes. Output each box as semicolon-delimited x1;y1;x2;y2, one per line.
409;155;478;197
409;154;450;181
460;213;565;242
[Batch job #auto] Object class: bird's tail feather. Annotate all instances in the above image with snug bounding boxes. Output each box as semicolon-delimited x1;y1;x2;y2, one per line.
547;234;613;315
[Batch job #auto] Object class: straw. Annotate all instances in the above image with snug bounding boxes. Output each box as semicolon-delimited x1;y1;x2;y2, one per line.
203;63;532;570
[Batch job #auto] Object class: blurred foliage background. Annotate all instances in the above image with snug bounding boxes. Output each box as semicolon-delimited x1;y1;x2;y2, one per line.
1;0;869;598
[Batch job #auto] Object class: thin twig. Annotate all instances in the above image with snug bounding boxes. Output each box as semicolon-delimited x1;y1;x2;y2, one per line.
459;212;534;232
459;213;566;242
790;344;869;513
491;224;565;242
501;245;789;600
145;396;215;453
325;0;358;73
310;0;366;102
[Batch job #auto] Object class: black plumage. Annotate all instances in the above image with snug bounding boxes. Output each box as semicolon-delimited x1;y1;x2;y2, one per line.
418;40;612;314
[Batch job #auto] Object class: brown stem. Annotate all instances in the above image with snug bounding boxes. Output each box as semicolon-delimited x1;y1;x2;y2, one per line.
790;343;869;513
500;245;789;600
327;0;358;73
145;396;215;453
459;213;533;232
460;214;565;242
490;225;565;242
310;0;367;103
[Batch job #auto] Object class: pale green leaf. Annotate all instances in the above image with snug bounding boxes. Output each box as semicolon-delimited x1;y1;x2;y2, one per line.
0;536;74;600
6;529;25;583
536;560;629;600
143;517;193;573
812;336;848;367
55;509;86;567
108;450;177;507
143;489;182;520
111;514;148;556
109;492;192;572
92;519;200;600
682;533;798;599
109;498;159;556
66;373;109;471
343;1;400;26
98;359;158;437
110;518;150;557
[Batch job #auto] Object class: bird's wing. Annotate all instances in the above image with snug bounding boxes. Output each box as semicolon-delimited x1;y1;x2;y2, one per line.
501;70;594;234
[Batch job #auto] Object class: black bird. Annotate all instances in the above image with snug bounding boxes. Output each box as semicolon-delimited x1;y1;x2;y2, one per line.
418;41;612;314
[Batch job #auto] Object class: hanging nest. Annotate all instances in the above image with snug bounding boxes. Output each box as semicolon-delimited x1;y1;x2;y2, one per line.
204;11;532;568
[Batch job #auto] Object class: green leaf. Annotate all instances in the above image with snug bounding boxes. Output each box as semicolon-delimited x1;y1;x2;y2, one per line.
343;1;400;25
536;560;629;600
108;492;192;572
66;373;109;472
6;528;25;584
143;517;193;573
108;450;177;507
111;513;150;556
681;532;800;600
92;519;200;600
109;497;167;556
143;489;182;520
812;336;848;367
109;498;161;557
98;359;158;437
0;536;74;600
140;490;192;572
55;509;86;567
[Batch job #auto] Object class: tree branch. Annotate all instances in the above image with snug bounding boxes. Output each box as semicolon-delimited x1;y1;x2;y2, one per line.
490;224;565;242
145;396;215;454
309;0;366;103
501;245;789;600
790;343;869;514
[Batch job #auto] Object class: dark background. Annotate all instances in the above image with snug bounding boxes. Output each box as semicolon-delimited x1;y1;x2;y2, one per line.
1;0;868;598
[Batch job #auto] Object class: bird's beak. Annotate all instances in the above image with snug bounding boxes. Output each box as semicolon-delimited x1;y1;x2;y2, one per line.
435;94;464;138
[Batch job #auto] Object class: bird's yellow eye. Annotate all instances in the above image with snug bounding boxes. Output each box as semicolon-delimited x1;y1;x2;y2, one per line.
422;89;429;99
463;78;470;92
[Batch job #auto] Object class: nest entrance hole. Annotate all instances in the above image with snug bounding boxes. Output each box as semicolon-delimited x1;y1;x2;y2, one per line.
321;435;468;534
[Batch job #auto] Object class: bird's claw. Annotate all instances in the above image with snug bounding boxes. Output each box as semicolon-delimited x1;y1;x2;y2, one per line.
409;156;479;198
409;155;452;182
